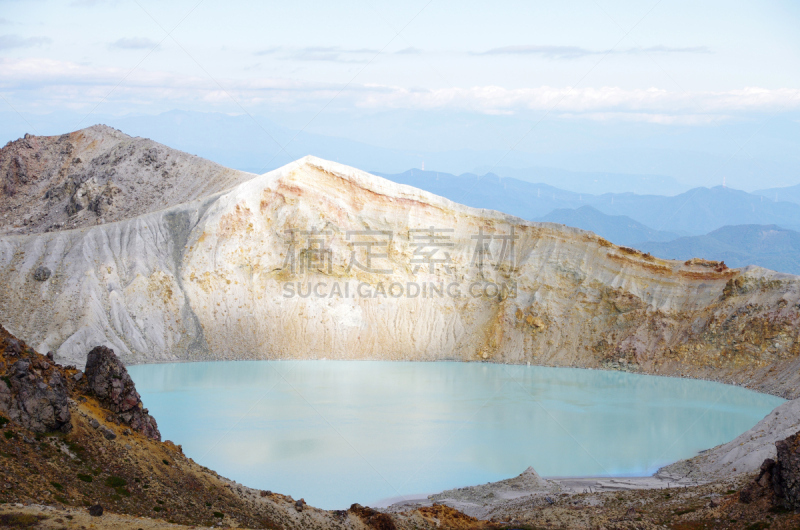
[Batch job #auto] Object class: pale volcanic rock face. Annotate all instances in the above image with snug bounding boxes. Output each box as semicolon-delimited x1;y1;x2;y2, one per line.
0;130;798;398
177;158;800;399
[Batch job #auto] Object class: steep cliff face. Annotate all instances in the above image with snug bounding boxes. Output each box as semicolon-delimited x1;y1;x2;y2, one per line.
0;125;255;235
0;132;798;398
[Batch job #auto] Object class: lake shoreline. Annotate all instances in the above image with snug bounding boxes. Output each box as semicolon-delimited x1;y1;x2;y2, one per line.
381;397;800;520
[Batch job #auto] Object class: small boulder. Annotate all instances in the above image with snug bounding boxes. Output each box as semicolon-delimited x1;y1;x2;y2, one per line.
101;427;116;440
4;338;22;357
88;504;103;517
33;266;51;282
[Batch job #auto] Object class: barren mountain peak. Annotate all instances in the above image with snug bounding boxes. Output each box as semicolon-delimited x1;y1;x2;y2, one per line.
0;126;256;236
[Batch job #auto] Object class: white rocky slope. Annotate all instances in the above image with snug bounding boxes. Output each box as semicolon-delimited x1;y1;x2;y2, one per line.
0;149;798;398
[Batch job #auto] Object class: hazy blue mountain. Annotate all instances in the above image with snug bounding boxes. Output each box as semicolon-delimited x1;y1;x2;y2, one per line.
379;169;800;236
536;206;679;247
586;186;800;235
584;186;800;235
473;166;685;196
637;225;800;275
380;170;800;273
754;184;800;206
376;169;589;219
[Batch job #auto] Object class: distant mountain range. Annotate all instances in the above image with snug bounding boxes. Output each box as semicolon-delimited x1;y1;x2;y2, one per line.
379;169;800;236
471;166;686;196
375;168;584;222
637;225;800;275
378;169;800;274
755;183;800;206
586;186;800;235
537;208;800;275
536;206;679;247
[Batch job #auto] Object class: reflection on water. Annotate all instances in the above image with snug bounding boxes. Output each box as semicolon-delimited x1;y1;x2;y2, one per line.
128;361;784;510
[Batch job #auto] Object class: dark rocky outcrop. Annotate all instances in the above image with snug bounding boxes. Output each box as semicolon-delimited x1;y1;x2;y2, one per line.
0;334;71;433
83;346;160;441
348;504;397;530
773;430;800;510
739;458;778;504
741;430;800;510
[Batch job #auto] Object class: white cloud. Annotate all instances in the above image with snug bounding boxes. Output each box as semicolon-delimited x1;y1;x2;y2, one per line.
394;47;423;55
109;37;160;50
559;112;730;125
635;45;710;54
478;44;711;59
70;0;118;6
480;45;598;59
1;57;798;120
0;34;51;50
254;46;378;63
355;85;800;114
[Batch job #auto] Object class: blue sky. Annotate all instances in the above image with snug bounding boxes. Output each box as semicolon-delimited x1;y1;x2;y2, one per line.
1;0;799;190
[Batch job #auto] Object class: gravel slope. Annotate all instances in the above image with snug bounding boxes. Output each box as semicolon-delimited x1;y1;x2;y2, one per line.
0;125;256;235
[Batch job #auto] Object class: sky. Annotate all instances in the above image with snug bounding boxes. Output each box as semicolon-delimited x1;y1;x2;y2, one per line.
1;0;799;190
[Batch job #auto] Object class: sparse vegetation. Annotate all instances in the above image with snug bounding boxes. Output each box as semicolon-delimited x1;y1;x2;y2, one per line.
0;513;47;527
105;476;126;488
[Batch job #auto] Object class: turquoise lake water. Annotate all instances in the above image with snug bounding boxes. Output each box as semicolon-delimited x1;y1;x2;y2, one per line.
127;361;784;510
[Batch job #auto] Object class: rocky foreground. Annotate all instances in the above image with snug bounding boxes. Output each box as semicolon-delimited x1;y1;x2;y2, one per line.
0;325;491;529
0;127;798;402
